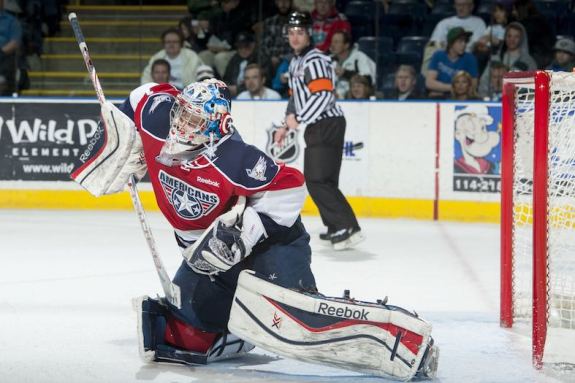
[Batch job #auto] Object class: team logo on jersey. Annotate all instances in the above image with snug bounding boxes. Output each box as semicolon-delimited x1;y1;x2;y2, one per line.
149;95;172;114
246;156;268;181
158;170;219;220
265;123;300;163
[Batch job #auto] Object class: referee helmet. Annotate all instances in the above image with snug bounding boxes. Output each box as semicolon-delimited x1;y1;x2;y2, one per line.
284;11;312;36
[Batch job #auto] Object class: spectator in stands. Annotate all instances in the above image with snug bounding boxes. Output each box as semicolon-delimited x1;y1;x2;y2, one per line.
0;74;6;94
294;0;314;12
261;0;294;72
223;32;270;97
494;22;537;70
150;59;171;84
271;56;291;98
20;0;43;58
311;0;351;52
386;64;425;100
478;22;535;100
187;0;219;19
476;2;509;54
178;16;202;52
24;0;61;37
195;64;215;81
429;0;486;52
478;60;508;100
475;2;510;73
426;27;478;99
346;74;374;99
237;63;281;100
450;70;479;100
192;12;212;53
547;38;575;73
330;30;376;99
141;28;204;89
0;0;21;95
201;0;255;77
512;0;555;68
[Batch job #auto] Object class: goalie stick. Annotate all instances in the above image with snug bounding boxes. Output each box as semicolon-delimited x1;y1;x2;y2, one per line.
68;12;181;308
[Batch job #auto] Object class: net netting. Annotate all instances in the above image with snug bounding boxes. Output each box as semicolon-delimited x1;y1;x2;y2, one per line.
511;72;575;336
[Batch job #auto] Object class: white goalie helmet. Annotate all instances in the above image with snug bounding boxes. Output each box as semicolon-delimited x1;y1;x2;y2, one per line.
158;79;232;165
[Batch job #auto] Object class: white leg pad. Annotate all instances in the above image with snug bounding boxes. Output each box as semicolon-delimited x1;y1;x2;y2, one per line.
228;270;438;381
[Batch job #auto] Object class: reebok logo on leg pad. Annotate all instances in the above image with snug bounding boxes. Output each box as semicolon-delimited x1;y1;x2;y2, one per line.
317;302;369;320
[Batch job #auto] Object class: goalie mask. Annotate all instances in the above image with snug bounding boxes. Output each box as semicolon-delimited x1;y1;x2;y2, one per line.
158;80;232;165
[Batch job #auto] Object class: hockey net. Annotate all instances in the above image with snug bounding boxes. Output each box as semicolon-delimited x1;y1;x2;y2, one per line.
501;71;575;369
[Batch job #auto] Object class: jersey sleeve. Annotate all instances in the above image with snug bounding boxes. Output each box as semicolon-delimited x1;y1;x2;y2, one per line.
248;166;306;230
117;82;171;125
241;149;306;230
121;83;178;140
212;140;306;229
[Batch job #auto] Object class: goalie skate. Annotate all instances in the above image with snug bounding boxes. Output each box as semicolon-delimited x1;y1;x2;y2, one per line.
133;296;254;366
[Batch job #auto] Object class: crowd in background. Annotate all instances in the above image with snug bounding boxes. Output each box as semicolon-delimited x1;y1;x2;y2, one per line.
140;0;575;101
0;0;65;95
1;0;574;99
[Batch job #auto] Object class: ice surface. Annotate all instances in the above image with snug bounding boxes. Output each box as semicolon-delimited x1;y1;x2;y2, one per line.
0;210;573;383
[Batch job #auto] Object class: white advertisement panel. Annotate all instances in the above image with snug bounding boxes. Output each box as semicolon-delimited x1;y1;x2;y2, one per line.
439;102;502;202
367;101;436;199
233;100;369;197
232;100;437;199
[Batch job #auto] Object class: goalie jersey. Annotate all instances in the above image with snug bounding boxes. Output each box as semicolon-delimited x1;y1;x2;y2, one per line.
119;83;306;245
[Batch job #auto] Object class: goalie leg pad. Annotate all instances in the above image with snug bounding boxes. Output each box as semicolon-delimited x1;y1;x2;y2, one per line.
71;101;147;196
228;270;439;381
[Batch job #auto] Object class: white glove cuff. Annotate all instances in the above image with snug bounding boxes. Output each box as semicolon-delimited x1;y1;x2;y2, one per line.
240;207;267;254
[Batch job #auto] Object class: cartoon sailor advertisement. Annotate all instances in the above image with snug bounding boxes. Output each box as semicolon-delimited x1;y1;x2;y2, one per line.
453;104;502;193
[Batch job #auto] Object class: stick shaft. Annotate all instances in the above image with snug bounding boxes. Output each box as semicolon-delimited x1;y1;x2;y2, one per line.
127;176;181;308
68;12;180;308
68;13;106;105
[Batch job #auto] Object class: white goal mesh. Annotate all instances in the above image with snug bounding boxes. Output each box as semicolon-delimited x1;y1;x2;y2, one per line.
511;72;575;337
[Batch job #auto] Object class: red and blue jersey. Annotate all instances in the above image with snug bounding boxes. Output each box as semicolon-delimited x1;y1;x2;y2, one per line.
119;83;306;244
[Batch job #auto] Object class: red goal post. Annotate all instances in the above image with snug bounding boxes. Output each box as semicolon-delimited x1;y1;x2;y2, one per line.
500;70;575;370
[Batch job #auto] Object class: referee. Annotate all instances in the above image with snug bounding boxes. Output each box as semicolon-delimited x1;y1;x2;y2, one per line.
275;11;363;251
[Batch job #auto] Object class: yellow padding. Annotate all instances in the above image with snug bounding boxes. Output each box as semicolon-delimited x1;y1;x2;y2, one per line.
29;71;140;79
46;37;157;43
0;189;501;223
59;20;175;27
0;189;159;211
42;54;146;60
303;196;435;220
439;200;500;223
66;5;187;11
21;89;130;97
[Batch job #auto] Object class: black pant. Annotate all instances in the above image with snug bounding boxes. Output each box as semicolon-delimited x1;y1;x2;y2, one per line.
303;116;359;233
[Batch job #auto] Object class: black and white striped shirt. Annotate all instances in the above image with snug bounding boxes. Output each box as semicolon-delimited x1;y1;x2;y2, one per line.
286;47;344;125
